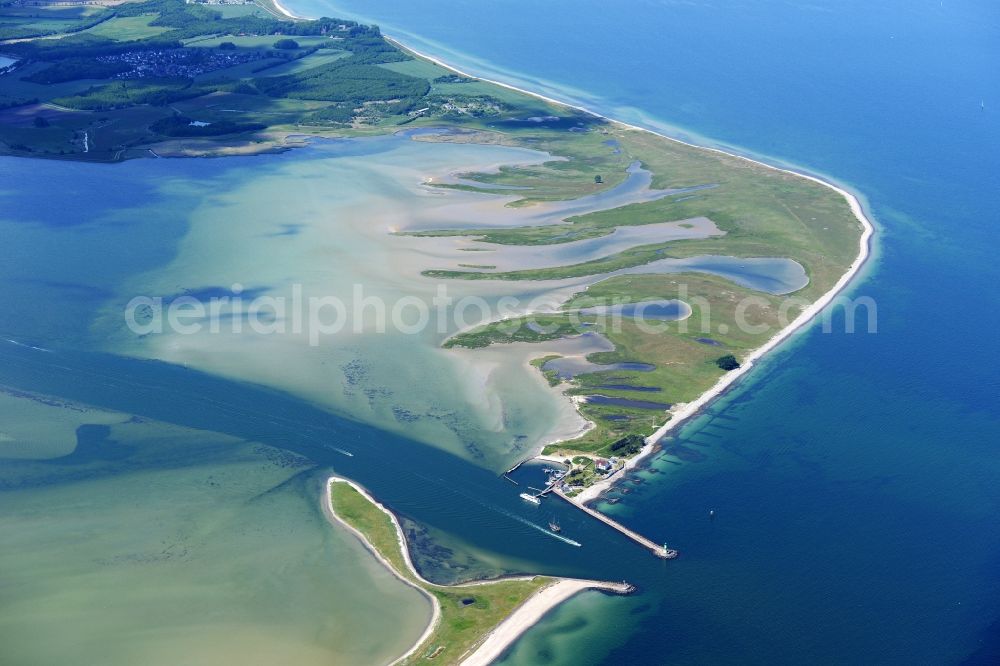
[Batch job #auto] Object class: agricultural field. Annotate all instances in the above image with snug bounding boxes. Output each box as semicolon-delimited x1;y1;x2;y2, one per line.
0;0;571;160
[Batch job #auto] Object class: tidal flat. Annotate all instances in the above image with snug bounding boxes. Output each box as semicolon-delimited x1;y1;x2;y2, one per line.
0;393;431;666
4;0;993;661
56;133;807;469
88;135;611;468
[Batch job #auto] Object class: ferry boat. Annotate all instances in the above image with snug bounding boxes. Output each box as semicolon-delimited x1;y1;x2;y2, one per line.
519;492;541;505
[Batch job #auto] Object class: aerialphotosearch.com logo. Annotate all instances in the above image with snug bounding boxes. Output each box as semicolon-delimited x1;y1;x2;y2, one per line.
124;282;878;346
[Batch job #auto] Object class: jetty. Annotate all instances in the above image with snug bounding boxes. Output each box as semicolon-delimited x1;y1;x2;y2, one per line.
504;458;529;475
553;489;678;559
603;580;637;594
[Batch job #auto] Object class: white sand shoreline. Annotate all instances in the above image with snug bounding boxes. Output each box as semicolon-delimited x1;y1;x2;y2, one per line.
283;0;875;501
572;166;872;502
322;476;629;666
269;0;297;20
458;578;612;666
364;31;876;503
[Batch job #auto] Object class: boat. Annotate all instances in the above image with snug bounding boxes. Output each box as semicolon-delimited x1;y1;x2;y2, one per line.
548;518;561;533
519;492;540;505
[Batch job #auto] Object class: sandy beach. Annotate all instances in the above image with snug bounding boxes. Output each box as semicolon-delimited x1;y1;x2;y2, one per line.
459;578;619;666
269;0;297;20
322;476;629;666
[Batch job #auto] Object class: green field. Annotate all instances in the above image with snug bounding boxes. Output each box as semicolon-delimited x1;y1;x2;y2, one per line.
182;34;335;49
82;15;169;40
0;0;488;159
328;481;551;666
378;57;450;79
0;0;597;162
257;50;348;76
0;3;111;40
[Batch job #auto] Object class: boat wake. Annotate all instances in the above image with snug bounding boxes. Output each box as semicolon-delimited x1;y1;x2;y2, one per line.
502;509;582;547
4;338;52;353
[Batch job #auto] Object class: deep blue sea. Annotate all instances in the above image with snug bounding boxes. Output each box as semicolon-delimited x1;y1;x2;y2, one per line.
1;0;997;663
284;0;1000;662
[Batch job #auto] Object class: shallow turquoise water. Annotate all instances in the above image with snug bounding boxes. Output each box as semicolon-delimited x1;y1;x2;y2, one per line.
0;395;433;666
1;1;998;664
1;133;761;662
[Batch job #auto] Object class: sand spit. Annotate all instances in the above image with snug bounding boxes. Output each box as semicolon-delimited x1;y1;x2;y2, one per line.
322;477;630;666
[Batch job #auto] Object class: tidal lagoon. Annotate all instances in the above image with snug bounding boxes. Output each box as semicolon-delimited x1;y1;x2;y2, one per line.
1;127;810;662
2;0;998;664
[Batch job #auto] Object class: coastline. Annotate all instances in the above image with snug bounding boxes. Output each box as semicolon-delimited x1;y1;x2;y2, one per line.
322;476;630;665
321;476;439;665
345;26;875;502
269;0;297;20
457;579;609;666
286;0;877;640
571;168;872;502
275;0;875;497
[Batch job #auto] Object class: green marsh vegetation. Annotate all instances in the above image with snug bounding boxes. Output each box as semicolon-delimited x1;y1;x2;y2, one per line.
449;272;809;459
424;127;861;460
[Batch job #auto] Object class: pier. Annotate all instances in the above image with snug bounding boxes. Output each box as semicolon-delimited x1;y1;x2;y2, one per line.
553;489;677;559
504;458;529;475
602;580;637;594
